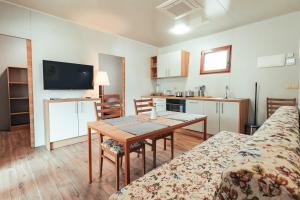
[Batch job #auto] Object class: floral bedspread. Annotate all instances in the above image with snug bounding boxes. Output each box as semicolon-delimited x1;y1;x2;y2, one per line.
109;131;250;200
216;106;300;200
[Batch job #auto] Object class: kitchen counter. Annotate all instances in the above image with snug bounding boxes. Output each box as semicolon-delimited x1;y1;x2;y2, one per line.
142;95;249;103
142;95;249;134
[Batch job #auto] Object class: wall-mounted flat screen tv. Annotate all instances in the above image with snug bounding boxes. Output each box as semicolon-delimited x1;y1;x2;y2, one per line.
43;60;94;90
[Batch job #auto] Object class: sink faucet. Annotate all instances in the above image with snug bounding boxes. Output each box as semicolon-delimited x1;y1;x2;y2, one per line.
224;85;229;99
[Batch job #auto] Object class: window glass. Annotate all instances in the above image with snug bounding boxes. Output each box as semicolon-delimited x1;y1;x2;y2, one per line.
200;45;231;74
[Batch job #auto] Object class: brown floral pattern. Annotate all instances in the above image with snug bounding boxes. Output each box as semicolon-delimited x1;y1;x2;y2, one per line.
109;131;250;200
109;106;300;200
217;106;300;200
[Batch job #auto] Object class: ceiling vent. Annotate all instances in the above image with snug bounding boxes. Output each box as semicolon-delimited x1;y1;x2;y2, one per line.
157;0;203;19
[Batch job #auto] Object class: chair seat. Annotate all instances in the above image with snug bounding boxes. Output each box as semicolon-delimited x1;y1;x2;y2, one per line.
101;139;143;154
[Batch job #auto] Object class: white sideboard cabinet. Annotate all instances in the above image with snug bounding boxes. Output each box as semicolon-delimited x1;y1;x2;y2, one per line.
44;98;101;150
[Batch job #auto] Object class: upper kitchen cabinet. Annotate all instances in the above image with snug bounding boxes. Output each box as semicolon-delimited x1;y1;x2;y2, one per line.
156;50;189;78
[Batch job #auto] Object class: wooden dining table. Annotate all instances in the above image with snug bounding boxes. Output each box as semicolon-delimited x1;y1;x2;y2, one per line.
87;111;207;186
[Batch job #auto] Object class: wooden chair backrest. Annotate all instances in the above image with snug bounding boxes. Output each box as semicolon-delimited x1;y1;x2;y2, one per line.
134;98;153;115
95;94;122;120
101;94;120;100
267;97;296;118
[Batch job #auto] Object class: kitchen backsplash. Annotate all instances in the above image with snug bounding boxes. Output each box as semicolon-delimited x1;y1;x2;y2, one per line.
155;75;231;98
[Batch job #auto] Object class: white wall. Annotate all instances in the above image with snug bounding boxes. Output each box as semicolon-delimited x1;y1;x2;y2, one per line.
98;54;122;95
0;35;27;131
0;1;157;146
157;12;300;125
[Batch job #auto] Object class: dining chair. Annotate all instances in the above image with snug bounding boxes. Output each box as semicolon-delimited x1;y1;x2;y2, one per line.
134;98;174;168
267;97;296;118
99;94;123;119
95;96;145;190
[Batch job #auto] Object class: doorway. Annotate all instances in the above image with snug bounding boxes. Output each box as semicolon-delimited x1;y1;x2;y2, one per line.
98;54;125;115
0;34;34;147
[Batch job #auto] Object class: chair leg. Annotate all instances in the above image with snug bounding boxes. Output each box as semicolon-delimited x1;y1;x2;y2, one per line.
142;144;146;174
115;154;120;191
120;156;123;167
170;132;174;160
151;142;154;151
163;138;167;150
99;136;104;177
100;150;104;177
152;139;157;169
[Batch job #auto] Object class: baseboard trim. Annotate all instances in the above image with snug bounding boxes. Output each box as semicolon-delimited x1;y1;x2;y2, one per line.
48;133;99;150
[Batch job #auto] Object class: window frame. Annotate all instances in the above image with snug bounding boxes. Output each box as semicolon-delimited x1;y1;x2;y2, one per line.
200;45;232;75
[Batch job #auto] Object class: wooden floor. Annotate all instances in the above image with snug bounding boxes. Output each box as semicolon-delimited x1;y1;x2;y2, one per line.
0;129;208;200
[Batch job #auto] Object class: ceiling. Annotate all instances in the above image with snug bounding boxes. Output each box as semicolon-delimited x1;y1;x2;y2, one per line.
5;0;300;47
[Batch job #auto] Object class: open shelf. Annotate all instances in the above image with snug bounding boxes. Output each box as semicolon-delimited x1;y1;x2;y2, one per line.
9;84;29;98
8;67;28;83
9;82;28;85
10;97;29;100
10;112;29;116
7;67;30;130
10;114;29;126
10;124;30;131
10;99;29;113
150;56;157;79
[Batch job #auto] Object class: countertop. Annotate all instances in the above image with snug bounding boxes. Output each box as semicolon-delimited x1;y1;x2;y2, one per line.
142;95;249;103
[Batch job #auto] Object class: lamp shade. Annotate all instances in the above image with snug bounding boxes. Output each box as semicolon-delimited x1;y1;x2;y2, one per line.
96;71;110;86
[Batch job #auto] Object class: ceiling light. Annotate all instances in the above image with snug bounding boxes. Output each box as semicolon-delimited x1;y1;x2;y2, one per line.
170;24;190;35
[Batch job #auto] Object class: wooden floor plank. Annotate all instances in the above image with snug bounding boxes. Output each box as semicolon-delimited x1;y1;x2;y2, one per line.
12;147;41;199
0;128;207;200
0;169;12;200
8;167;21;200
45;148;81;200
26;148;64;200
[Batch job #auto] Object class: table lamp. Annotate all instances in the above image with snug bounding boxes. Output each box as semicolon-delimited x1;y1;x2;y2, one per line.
96;71;110;98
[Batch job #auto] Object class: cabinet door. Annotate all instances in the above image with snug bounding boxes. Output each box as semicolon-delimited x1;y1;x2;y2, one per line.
185;100;204;132
157;54;167;78
168;51;182;77
78;100;99;136
219;102;239;133
153;98;166;112
49;102;79;142
203;101;220;135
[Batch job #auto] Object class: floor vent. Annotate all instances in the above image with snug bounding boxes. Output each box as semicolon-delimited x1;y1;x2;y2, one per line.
157;0;203;19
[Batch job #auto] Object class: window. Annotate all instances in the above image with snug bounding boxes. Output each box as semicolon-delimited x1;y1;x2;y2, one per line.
200;45;232;74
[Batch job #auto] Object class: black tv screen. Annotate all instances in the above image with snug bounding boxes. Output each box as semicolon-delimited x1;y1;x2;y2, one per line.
43;60;94;90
